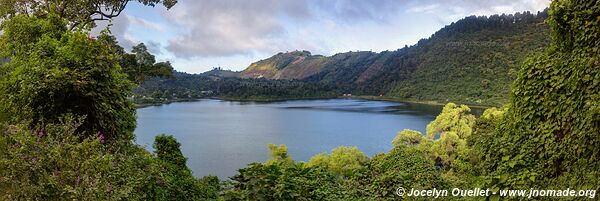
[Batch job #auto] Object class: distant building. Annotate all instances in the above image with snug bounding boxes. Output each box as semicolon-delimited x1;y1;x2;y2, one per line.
200;90;214;95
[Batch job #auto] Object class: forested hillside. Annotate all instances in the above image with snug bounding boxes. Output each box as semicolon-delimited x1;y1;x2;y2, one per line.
239;10;551;105
389;11;550;105
134;71;338;105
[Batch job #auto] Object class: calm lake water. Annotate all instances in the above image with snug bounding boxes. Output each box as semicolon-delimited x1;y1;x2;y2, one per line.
134;99;446;179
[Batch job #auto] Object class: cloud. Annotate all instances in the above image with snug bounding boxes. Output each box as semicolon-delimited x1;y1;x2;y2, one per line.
158;0;549;59
407;4;440;13
145;41;163;55
311;0;407;22
162;0;416;58
92;13;169;54
91;15;136;50
163;0;312;58
126;14;164;31
428;0;550;21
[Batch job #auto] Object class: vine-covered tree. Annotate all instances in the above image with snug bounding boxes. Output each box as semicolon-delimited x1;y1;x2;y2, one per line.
0;15;136;142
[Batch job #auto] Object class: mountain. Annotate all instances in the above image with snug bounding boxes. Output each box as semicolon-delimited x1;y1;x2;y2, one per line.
241;50;327;79
136;10;551;106
239;10;551;105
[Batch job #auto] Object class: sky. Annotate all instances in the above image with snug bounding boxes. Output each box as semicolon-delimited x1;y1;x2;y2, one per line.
95;0;550;74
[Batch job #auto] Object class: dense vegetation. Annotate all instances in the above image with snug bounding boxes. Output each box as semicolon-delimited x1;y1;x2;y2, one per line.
389;11;550;105
0;0;218;200
1;0;597;200
134;71;338;105
237;10;551;106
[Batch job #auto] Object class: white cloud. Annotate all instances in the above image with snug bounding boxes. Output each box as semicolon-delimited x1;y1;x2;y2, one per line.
407;4;440;13
160;0;550;59
91;15;136;50
126;14;164;31
163;0;314;58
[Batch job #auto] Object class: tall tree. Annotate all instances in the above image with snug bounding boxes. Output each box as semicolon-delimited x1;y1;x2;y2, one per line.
120;43;174;84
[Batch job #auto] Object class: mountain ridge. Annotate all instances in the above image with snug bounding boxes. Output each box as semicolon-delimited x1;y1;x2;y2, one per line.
238;10;551;105
137;10;551;106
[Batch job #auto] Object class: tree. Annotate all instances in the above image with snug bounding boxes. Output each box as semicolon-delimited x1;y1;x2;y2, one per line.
154;134;187;170
392;129;427;147
426;103;475;140
265;144;294;166
153;134;213;201
121;43;174;84
307;146;368;177
0;0;177;30
96;36;174;85
365;145;445;200
225;162;344;200
0;14;136;142
424;103;475;171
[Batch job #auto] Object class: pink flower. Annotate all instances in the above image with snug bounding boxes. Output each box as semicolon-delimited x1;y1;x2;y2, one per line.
97;131;106;143
36;127;46;144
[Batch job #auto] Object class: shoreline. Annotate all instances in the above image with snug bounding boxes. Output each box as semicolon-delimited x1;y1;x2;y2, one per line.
134;96;337;108
214;95;337;103
135;95;496;109
135;98;203;108
354;96;494;109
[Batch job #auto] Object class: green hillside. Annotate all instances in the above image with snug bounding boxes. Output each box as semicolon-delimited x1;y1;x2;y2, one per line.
389;12;551;105
239;10;551;106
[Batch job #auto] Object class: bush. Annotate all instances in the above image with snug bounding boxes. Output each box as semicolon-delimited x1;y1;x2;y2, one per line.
0;120;219;200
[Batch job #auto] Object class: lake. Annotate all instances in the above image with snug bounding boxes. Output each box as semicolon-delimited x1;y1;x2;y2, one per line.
134;99;446;179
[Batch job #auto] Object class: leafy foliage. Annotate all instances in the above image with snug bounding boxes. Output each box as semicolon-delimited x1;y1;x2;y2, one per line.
121;43;174;84
153;134;219;201
475;0;600;190
224;144;348;200
307;146;368;177
0;1;221;200
392;129;426;147
0;120;220;200
154;134;187;170
0;14;136;142
426;103;476;140
362;145;445;200
224;162;346;201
